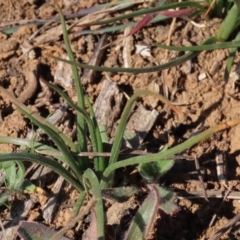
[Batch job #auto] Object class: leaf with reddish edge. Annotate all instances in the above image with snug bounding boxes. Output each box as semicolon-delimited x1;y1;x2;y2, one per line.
129;7;196;36
124;185;159;240
18;221;70;240
155;185;179;215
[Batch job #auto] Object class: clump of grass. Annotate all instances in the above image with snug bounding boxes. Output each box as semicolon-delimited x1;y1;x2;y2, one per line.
1;1;240;239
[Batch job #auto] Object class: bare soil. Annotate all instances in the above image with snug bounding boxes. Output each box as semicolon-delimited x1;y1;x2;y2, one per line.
1;0;240;239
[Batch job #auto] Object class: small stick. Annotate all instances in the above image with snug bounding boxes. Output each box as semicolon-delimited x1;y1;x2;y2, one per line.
204;0;216;19
0;217;7;240
215;151;228;188
194;155;209;202
81;34;108;85
177;189;240;200
50;197;97;240
209;212;240;240
34;149;192;160
209;181;236;227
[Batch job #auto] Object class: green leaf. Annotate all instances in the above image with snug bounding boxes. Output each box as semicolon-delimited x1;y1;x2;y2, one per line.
0;192;9;206
102;186;139;202
86;1;202;27
103;89;183;188
0;153;83;192
4;161;18;189
101;118;240;189
0;86;76;151
71;191;86;217
138;162;156;182
217;3;239;40
124;185;159;240
18;221;71;240
155;159;174;178
83;169;104;239
0;161;25;206
155;40;240;51
155;185;179;215
58;7;87;157
40;79;105;178
15;105;83;184
224;30;240;81
138;146;174;182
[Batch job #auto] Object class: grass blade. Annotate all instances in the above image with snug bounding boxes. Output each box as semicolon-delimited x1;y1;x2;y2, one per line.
0;153;83;192
105;90;183;187
0;86;76;151
40;78;106;178
82;1;202;27
100;118;240;189
224;31;240;81
155;39;240;51
58;7;88;166
83;169;105;239
14;105;83;184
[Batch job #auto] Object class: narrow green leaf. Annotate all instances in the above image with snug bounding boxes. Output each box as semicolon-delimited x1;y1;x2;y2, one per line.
224;31;240;81
15;105;83;184
100;119;240;189
105;89;182;188
0;86;76;151
71;191;86;217
50;50;196;73
83;169;105;239
0;153;83;192
58;7;87;158
155;39;240;51
86;1;202;27
41;79;105;178
51;37;219;74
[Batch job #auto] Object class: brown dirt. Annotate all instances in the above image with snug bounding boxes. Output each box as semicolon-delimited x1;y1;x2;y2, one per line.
1;1;240;240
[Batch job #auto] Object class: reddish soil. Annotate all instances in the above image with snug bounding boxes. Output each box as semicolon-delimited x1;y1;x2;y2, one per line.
1;1;240;239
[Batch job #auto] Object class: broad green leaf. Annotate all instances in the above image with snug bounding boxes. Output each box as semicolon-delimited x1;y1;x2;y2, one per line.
124;185;159;240
102;186;139;202
3;161;17;189
156;186;179;215
217;3;239;40
155;159;174;178
138;162;156;182
0;161;25;206
18;221;70;240
138;146;174;182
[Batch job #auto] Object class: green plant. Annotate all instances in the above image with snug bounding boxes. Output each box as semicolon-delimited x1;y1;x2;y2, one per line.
1;1;240;239
0;160;25;206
